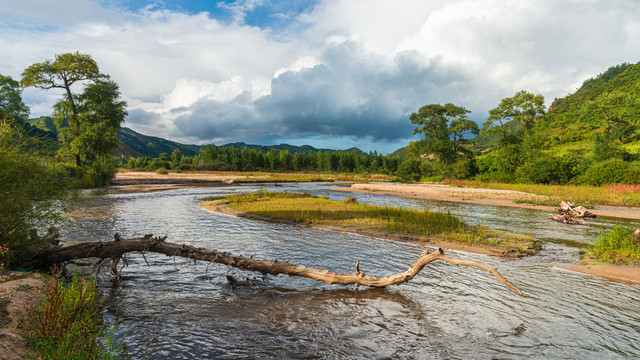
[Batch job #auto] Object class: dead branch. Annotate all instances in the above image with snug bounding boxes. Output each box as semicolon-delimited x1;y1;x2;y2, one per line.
27;234;523;295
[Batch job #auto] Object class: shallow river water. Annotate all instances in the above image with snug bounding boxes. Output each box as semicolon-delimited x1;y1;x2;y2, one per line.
63;183;640;359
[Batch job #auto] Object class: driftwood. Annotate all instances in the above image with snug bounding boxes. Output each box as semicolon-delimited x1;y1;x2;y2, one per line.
28;234;523;295
557;201;596;218
550;201;595;225
549;214;586;225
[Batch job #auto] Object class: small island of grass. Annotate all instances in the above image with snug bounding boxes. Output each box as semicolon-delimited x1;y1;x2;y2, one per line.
201;191;540;257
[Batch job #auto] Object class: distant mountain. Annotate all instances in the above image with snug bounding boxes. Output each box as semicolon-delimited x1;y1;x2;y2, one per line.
115;127;202;158
26;119;366;158
28;116;58;134
221;142;365;155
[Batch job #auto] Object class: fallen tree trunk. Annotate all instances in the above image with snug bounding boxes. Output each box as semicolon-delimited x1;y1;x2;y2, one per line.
28;234;523;295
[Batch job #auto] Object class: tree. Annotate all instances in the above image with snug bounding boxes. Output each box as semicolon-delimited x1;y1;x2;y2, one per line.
580;90;640;143
21;52;125;166
54;79;127;165
410;103;478;164
0;74;29;123
482;90;545;147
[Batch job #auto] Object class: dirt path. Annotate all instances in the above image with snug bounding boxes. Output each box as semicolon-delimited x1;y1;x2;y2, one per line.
336;183;640;220
0;273;46;360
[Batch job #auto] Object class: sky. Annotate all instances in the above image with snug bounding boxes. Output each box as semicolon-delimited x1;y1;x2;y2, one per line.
1;0;639;153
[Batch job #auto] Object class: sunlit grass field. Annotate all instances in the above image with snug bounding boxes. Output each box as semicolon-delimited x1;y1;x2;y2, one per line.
212;191;539;254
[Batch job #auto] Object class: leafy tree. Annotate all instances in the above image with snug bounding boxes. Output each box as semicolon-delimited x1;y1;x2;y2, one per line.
0;74;29;123
410;103;478;163
21;52;125;166
482;90;545;147
580;90;640;143
0;124;67;266
54;79;127;165
171;149;183;169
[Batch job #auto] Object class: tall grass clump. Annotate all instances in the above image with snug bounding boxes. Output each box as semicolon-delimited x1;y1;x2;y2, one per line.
587;225;640;264
19;273;125;359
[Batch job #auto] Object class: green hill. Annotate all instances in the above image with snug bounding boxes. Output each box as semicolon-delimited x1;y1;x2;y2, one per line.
536;62;640;149
115;127;202;158
221;142;364;155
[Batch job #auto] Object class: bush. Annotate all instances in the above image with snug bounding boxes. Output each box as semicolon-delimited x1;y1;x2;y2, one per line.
19;273;126;359
517;155;578;184
396;159;422;182
577;159;628;185
444;157;477;179
623;162;640;184
0;124;68;266
587;225;640;264
156;167;169;175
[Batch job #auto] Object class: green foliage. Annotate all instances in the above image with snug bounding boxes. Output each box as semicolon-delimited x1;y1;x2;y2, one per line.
622;162;640;184
577;159;629;185
517;154;579;184
22;52;125;168
396;159;422;182
586;225;640;264
19;273;126;359
0;124;68;266
482;90;545;147
410;103;478;163
579;90;640;141
0;74;29;123
156;167;168;175
54;80;127;166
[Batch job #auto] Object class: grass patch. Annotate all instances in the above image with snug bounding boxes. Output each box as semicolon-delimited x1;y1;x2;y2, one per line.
586;225;640;265
217;191;539;255
444;179;640;207
18;273;125;359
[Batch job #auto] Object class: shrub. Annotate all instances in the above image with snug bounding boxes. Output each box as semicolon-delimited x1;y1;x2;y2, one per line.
396;159;422;182
577;159;628;185
156;167;169;175
517;155;578;184
586;225;640;264
0;125;68;266
623;162;640;184
19;273;126;359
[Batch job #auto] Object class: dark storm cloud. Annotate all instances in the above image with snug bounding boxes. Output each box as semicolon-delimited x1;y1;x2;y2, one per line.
169;41;476;143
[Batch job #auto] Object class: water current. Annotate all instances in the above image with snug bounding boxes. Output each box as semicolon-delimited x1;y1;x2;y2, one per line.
62;183;640;359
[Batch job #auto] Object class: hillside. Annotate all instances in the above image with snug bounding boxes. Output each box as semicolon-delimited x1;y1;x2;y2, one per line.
222;142;365;155
536;61;640;148
115;127;202;158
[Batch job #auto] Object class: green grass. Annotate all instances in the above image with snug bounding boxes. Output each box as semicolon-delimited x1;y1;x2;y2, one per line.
586;225;640;265
216;191;539;255
18;273;126;359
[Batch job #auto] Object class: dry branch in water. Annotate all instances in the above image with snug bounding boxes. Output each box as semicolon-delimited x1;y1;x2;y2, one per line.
29;234;522;295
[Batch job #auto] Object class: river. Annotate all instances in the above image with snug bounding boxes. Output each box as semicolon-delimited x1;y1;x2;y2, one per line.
63;183;640;359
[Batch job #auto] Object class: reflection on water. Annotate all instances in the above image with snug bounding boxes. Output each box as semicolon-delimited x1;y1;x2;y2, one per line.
62;184;640;359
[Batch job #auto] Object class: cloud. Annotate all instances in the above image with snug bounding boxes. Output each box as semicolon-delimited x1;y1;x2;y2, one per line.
2;0;640;152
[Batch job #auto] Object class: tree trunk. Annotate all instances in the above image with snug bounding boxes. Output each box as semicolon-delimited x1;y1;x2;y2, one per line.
29;234;523;295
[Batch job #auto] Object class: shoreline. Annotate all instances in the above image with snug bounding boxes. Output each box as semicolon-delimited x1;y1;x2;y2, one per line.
556;262;640;285
200;200;536;258
335;183;640;220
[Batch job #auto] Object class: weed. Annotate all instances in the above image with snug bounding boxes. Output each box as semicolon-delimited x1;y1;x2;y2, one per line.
586;225;640;264
18;273;126;359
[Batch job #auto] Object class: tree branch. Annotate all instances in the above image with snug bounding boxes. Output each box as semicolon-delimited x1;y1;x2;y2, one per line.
28;234;523;295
